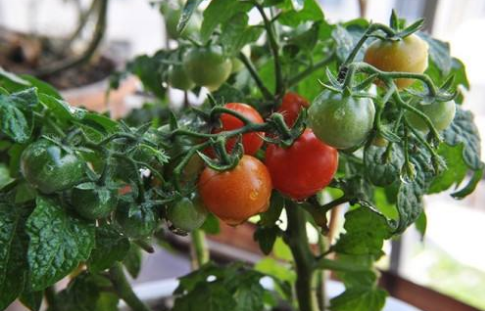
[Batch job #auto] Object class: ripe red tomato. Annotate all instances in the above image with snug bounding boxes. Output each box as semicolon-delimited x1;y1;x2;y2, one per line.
277;93;310;127
198;155;272;225
209;103;265;156
265;129;338;200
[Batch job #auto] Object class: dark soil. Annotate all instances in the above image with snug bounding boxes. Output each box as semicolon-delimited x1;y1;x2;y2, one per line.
0;27;115;89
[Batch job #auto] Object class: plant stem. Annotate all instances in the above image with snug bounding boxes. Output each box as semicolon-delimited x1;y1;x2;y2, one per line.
238;51;273;100
316;234;327;311
285;202;319;311
288;53;336;87
254;1;284;97
190;229;209;269
44;286;58;311
109;263;152;311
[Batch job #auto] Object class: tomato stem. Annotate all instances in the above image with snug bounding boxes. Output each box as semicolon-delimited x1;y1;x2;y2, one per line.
288;53;336;88
109;263;152;311
285;202;320;311
190;229;209;269
238;51;274;100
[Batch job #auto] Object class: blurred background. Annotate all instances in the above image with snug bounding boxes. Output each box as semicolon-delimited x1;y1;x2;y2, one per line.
1;0;484;310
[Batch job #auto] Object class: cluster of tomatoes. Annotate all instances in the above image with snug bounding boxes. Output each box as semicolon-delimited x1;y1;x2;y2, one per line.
197;93;338;226
18;33;458;236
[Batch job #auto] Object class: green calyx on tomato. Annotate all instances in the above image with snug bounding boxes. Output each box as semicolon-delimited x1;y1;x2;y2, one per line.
208;103;265;156
278;92;310;127
364;34;429;89
115;201;158;238
168;65;196;91
308;91;376;150
265;129;338;200
20;139;86;194
71;182;118;220
405;100;456;132
183;46;232;90
167;195;208;233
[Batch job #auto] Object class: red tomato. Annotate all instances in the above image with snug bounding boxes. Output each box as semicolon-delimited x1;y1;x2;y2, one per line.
265;129;338;200
198;155;272;225
209;103;265;156
277;93;310;127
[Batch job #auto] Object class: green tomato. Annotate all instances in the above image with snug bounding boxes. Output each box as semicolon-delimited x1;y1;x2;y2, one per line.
405;100;456;132
20;139;85;194
168;65;195;90
167;196;208;232
115;201;158;238
231;45;251;74
72;184;118;220
183;45;232;89
165;9;201;40
308;91;376;150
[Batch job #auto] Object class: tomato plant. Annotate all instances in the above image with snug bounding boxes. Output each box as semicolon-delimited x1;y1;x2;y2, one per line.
0;3;481;311
198;155;272;226
265;129;338;200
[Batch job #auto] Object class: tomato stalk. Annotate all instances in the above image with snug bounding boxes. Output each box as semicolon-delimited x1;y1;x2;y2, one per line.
253;1;285;98
238;51;273;100
109;263;152;311
288;53;336;87
190;229;209;269
285;202;320;311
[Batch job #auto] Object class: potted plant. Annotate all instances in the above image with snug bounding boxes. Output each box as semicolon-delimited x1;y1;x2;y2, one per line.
0;0;136;114
0;1;482;311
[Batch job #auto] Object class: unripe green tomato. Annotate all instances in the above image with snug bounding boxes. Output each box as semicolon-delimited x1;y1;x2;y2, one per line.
165;10;201;40
168;65;195;90
72;186;118;220
115;201;158;238
231;45;251;74
308;91;376;150
364;34;429;89
167;196;208;232
20;140;85;194
183;45;232;89
405;100;456;132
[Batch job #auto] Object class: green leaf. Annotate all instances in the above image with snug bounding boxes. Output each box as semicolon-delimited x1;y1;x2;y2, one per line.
253;226;280;255
420;33;451;76
173;282;236;311
443;107;482;170
88;225;130;273
177;0;205;34
26;197;95;290
20;75;62;99
278;0;324;27
201;213;220;234
19;290;43;311
0;164;14;190
428;144;468;194
330;287;387;311
0;88;37;143
335;207;392;259
0;203;30;310
234;275;265;311
364;145;404;186
123;243;142;279
219;13;264;56
451;167;484;199
200;0;252;43
395;181;424;233
54;272;118;311
332;25;356;62
0;67;31;88
415;210;427;238
273;237;293;261
260;191;284;226
39;94;77;125
289;0;304;11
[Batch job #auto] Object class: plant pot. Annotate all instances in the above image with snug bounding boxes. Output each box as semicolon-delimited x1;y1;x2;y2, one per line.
122;278;423;311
